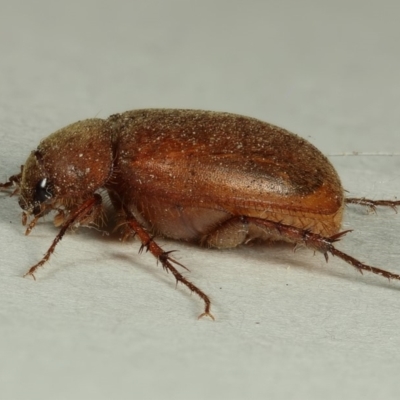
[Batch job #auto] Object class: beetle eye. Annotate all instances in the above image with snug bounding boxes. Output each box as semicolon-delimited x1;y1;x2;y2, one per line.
34;178;53;204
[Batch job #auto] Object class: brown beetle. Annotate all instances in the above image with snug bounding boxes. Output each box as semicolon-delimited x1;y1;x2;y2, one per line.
1;109;400;319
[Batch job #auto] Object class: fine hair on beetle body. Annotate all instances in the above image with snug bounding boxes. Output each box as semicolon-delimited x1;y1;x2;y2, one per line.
1;108;400;320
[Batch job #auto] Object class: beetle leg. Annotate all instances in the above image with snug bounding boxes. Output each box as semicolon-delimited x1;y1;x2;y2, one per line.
122;204;215;320
242;216;400;282
23;194;103;279
346;197;400;213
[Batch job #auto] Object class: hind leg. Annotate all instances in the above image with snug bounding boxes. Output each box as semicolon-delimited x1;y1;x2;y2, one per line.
346;197;400;212
204;215;400;281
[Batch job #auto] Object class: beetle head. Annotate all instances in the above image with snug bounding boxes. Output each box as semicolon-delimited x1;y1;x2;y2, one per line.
18;119;114;223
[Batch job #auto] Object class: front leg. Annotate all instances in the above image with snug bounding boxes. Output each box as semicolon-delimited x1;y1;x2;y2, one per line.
24;194;103;279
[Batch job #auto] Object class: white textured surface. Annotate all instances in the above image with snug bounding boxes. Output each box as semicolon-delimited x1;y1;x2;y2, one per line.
1;1;400;399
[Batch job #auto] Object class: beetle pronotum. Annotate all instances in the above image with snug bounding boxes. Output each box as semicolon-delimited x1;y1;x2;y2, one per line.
1;109;399;319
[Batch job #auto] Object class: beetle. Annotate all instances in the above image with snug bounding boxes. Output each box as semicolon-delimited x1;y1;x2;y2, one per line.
1;109;400;319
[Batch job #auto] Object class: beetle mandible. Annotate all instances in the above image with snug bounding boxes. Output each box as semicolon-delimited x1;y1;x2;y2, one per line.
1;109;400;319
